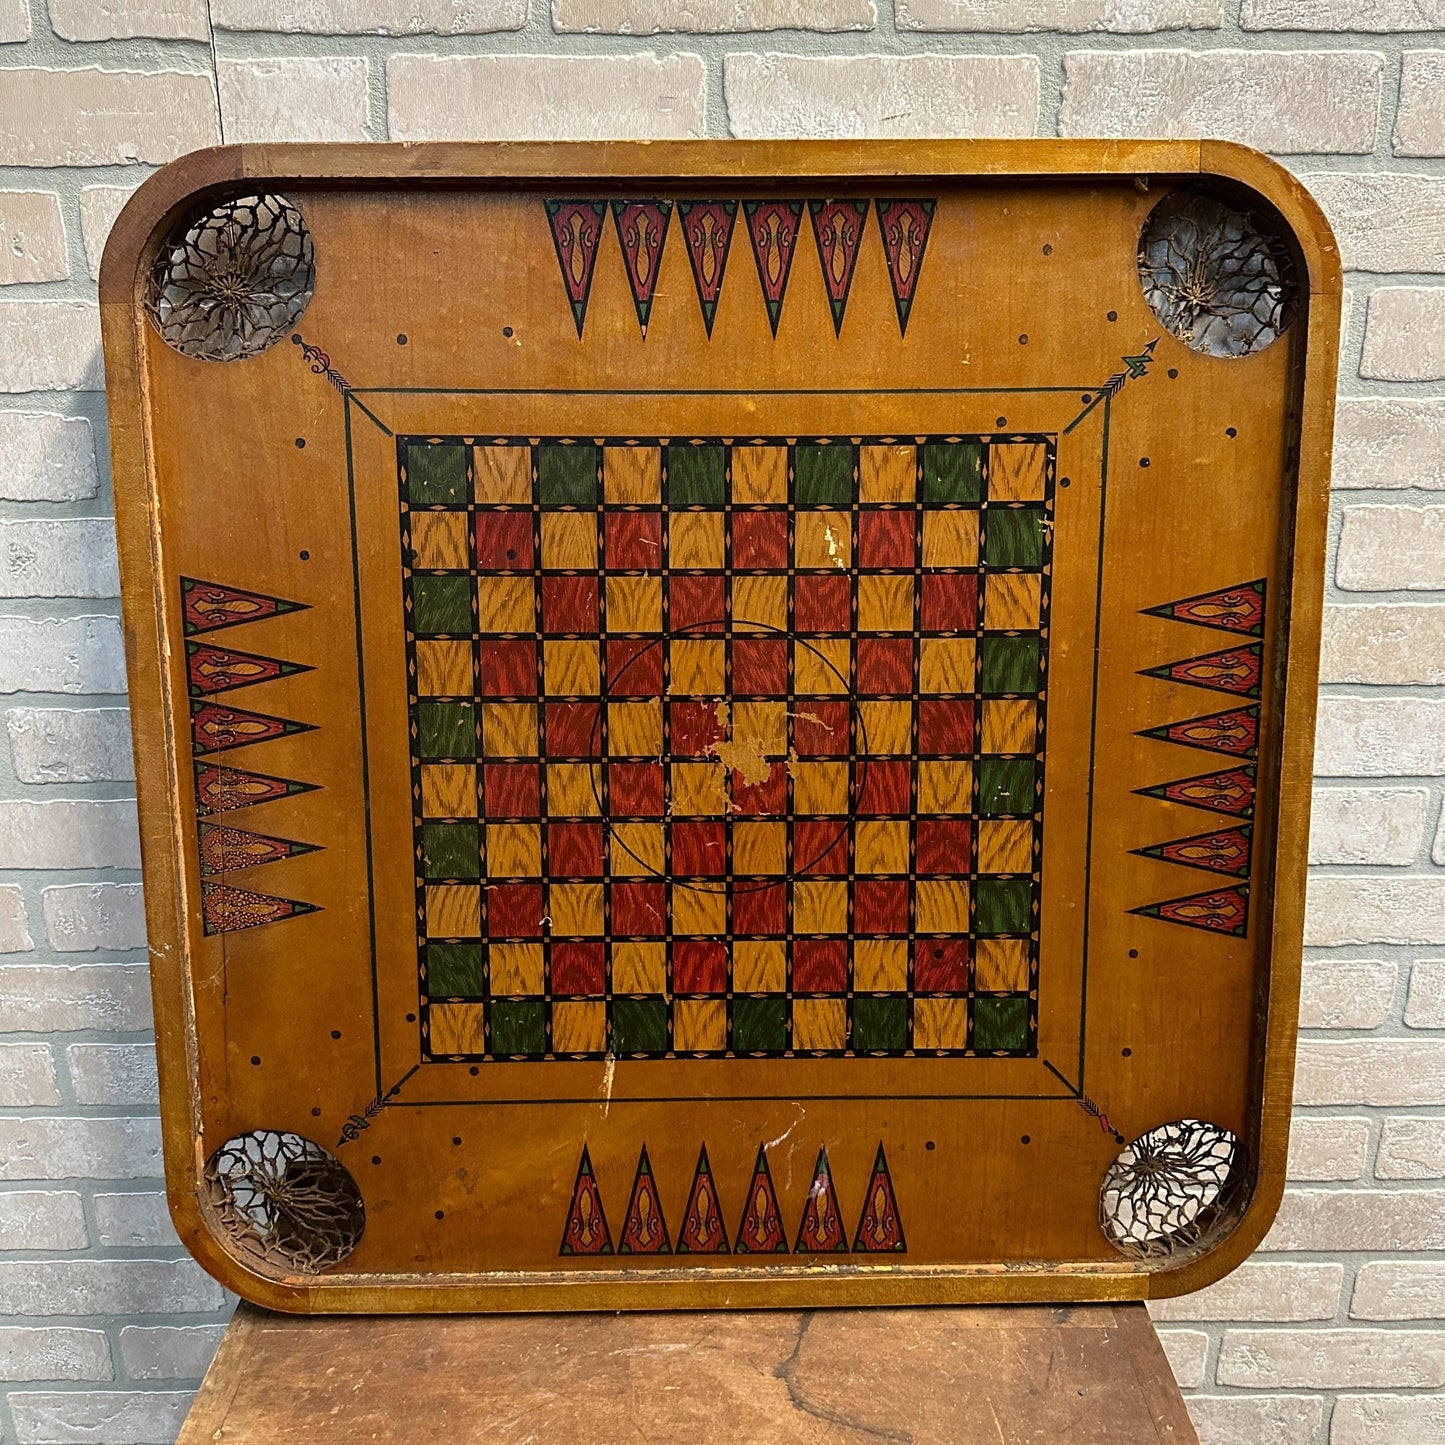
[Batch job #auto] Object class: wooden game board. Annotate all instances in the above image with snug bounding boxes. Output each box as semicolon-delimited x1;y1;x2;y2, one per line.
101;141;1338;1310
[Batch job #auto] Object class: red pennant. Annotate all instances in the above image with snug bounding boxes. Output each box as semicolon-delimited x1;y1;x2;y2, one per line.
1145;579;1266;637
1138;765;1256;818
853;1143;906;1253
617;1145;671;1255
199;823;320;875
545;200;607;339
611;201;672;337
186;641;310;697
794;1148;848;1253
1131;885;1250;937
809;199;869;337
1140;706;1259;759
875;200;935;337
559;1145;613;1256
181;577;306;637
201;881;318;935
744;200;804;338
733;1144;788;1254
1141;643;1263;699
676;1145;729;1254
194;763;318;816
677;200;737;338
1134;825;1253;878
191;701;314;756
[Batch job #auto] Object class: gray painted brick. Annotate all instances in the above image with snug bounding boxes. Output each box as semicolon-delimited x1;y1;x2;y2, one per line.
0;303;103;393
1308;787;1426;865
1332;397;1445;490
213;0;526;32
0;1191;88;1251
0;1261;224;1316
1377;1117;1445;1178
0;1041;59;1106
1338;504;1445;591
1351;1261;1445;1320
0;883;34;952
1331;1394;1445;1443
1299;959;1396;1029
1217;1328;1445;1388
0;193;67;285
1406;957;1445;1026
43;884;146;953
79;185;138;282
8;1390;194;1444
7;708;136;784
47;0;210;40
1295;1039;1445;1105
0;413;98;503
897;0;1220;28
1304;172;1445;272
0;1328;111;1383
0;616;127;695
1322;604;1445;686
1396;50;1445;157
65;1044;158;1106
0;800;141;870
0;1116;163;1182
1314;696;1445;777
118;1324;227;1381
93;1191;177;1249
1361;287;1445;382
1150;1261;1342;1321
1155;1328;1208;1389
556;0;876;31
1287;1115;1371;1180
0;0;27;40
1179;1395;1323;1445
0;521;119;598
0;964;152;1032
1263;1187;1445;1251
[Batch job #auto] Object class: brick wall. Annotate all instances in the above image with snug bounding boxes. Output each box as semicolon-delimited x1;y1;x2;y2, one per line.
0;3;1440;1442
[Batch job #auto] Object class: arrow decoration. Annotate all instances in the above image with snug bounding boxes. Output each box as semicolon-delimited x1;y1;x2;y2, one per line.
199;823;321;875
1137;765;1256;818
186;641;311;697
201;881;319;935
853;1143;906;1253
545;200;607;339
617;1145;671;1255
745;199;805;338
1131;885;1250;937
1133;824;1252;879
1140;643;1263;700
559;1145;613;1256
733;1143;788;1254
875;200;935;337
794;1148;848;1253
191;701;315;756
1139;705;1259;759
1144;579;1266;638
809;199;869;337
194;762;318;816
181;577;307;637
677;201;737;339
611;200;672;337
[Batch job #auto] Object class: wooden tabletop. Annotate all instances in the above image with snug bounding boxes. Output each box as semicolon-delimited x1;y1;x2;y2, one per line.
180;1300;1198;1443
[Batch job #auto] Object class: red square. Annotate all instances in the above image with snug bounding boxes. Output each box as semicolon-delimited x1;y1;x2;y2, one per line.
605;510;662;571
669;575;726;630
794;820;849;876
915;938;971;992
487;882;544;938
794;574;852;633
921;573;979;633
732;636;788;696
732;510;789;570
919;700;974;755
671;821;727;875
548;821;603;877
608;762;664;816
858;510;915;569
793;700;850;757
479;639;538;698
669;701;726;758
733;880;786;935
474;511;533;570
551;940;606;995
916;819;972;874
542;575;599;635
546;700;601;758
607;638;664;697
858;760;911;816
611;881;665;935
482;763;540;818
856;637;914;696
794;938;848;993
854;879;909;934
732;760;787;815
674;939;727;994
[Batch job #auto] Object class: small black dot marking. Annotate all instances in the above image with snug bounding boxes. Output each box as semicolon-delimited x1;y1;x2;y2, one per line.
1018;334;1029;345
294;437;305;449
1107;310;1118;322
469;1066;480;1076
506;548;517;560
1168;367;1179;379
1140;457;1151;468
925;1140;935;1151
1226;427;1238;438
406;1012;416;1023
1128;949;1139;959
452;1136;462;1146
397;333;408;345
1122;1047;1133;1057
1042;244;1053;256
435;1210;445;1220
1060;476;1072;489
503;326;514;338
995;416;1007;428
1080;393;1092;405
311;1106;322;1117
330;1029;341;1040
1021;1135;1032;1145
299;549;310;561
372;1155;381;1165
250;1056;261;1066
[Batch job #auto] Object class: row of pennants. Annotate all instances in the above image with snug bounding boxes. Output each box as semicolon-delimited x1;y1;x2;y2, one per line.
546;197;936;340
180;577;322;936
1130;578;1267;938
561;1141;904;1257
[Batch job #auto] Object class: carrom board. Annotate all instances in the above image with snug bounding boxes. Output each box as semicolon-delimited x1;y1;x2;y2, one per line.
101;141;1338;1311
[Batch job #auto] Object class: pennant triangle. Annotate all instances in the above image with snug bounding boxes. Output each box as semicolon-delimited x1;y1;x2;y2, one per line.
676;1145;730;1254
853;1143;906;1253
1131;885;1250;937
617;1144;671;1255
794;1148;848;1253
545;200;608;339
1140;643;1263;699
191;701;315;756
1139;706;1259;759
1136;765;1256;818
733;1144;788;1254
677;200;737;339
181;577;307;637
186;641;311;697
808;199;869;337
874;200;935;337
199;822;321;875
559;1144;613;1256
610;200;672;337
744;200;805;338
1144;579;1266;637
1133;824;1253;878
201;881;319;935
194;762;319;816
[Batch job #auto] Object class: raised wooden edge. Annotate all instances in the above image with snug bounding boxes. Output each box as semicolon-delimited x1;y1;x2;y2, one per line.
100;139;1338;1313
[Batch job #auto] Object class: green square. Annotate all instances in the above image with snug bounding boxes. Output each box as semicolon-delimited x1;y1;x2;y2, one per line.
422;822;480;881
973;995;1031;1052
793;444;855;506
731;996;788;1053
418;700;475;760
491;998;547;1055
611;996;669;1054
537;443;599;506
427;942;483;997
412;574;472;636
979;758;1037;817
981;635;1041;696
985;506;1046;569
406;443;469;504
667;444;727;506
976;878;1034;935
853;996;908;1052
922;442;983;504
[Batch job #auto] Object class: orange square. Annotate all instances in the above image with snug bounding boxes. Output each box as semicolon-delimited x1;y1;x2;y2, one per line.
733;575;787;631
426;884;481;938
544;639;600;697
857;574;914;632
919;637;975;693
854;939;907;991
415;639;472;697
485;822;541;879
793;880;847;934
608;699;662;756
474;445;532;504
481;702;537;758
982;699;1037;755
546;762;599;817
976;938;1031;991
609;821;664;876
916;879;969;933
550;881;604;936
671;761;729;816
612;940;666;994
604;445;662;504
792;761;849;815
855;820;909;875
860;700;913;754
428;1002;485;1054
732;445;787;503
553;1000;606;1054
675;998;727;1052
915;998;969;1049
489;941;544;994
989;442;1048;502
794;638;850;695
606;575;663;634
986;573;1042;632
733;821;787;874
670;639;725;695
918;760;972;813
410;510;469;570
734;939;786;992
672;885;726;936
477;575;535;635
860;443;916;503
978;819;1034;874
793;998;847;1051
794;509;850;570
669;511;725;570
922;510;979;568
540;511;598;569
422;764;476;818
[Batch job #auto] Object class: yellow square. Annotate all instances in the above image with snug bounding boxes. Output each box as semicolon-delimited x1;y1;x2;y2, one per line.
734;821;787;874
989;442;1048;502
860;700;913;754
544;639;600;697
428;1001;484;1055
794;638;851;695
488;941;544;995
860;443;916;502
415;639;472;697
550;881;603;936
734;937;787;992
422;763;477;818
606;575;662;634
857;574;915;632
918;760;973;813
986;573;1042;632
794;509;851;570
668;510;725;570
608;699;662;756
675;998;727;1052
553;1000;606;1054
410;510;470;570
546;762;599;817
540;511;598;569
922;509;979;568
475;445;532;504
485;822;541;878
854;939;908;992
732;700;788;758
612;940;666;994
604;445;662;504
979;818;1034;874
919;637;975;694
793;998;847;1051
609;821;664;876
792;761;849;815
671;885;726;936
733;445;787;503
426;884;480;938
477;575;535;635
793;880;848;934
855;819;910;875
916;879;969;933
671;760;729;816
670;639;725;695
982;699;1038;754
915;998;969;1049
481;702;538;758
976;938;1031;991
732;574;788;630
